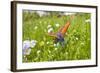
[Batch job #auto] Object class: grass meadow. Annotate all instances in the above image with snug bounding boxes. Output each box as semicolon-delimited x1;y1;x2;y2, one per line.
22;10;91;62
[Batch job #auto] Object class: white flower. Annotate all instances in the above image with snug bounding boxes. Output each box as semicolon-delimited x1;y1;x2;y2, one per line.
46;41;49;44
57;43;60;46
55;23;60;27
48;28;53;33
47;25;52;28
85;19;91;23
54;48;58;50
23;40;31;50
30;40;37;48
54;44;57;47
37;50;41;54
76;37;78;40
23;40;37;55
48;50;51;53
34;26;38;30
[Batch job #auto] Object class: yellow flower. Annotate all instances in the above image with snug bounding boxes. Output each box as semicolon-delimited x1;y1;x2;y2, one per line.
34;26;38;30
54;48;58;50
55;23;60;27
39;41;45;46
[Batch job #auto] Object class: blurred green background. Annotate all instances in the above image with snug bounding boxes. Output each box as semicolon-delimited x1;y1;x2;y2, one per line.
22;10;91;62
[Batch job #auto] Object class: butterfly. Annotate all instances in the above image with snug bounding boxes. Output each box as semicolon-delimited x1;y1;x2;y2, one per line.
47;20;70;47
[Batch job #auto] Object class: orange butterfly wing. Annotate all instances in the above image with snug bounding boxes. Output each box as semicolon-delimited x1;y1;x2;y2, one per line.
59;21;70;36
47;21;70;38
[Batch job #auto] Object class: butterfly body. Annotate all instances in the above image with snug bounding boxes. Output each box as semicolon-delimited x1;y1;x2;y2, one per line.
48;21;70;46
55;32;64;43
